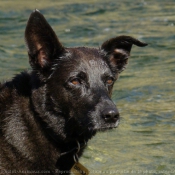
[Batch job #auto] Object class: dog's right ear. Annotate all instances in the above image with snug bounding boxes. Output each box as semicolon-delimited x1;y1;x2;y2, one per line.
101;36;147;73
25;10;65;70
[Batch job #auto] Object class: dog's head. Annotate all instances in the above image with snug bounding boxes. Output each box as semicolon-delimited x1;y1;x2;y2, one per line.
25;10;147;142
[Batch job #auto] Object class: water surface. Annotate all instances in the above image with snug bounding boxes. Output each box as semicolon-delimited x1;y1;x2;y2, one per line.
0;0;175;174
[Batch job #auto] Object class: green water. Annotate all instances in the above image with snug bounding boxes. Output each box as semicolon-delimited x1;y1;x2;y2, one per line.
0;0;175;174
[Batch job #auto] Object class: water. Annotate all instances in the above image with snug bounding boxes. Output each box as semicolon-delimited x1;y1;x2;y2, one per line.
0;0;175;174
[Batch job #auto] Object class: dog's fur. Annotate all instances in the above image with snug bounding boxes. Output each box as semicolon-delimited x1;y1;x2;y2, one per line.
0;10;147;175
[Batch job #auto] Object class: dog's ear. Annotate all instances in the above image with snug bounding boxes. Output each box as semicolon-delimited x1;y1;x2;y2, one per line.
25;10;65;70
101;36;147;73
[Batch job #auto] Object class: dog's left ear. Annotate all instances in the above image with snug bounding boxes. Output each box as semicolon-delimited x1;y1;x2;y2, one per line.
101;36;147;73
25;10;65;71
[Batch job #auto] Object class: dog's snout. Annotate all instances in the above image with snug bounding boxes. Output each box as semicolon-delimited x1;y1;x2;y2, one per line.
102;108;120;123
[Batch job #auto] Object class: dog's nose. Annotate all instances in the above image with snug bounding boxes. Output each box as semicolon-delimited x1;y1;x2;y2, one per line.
102;108;120;123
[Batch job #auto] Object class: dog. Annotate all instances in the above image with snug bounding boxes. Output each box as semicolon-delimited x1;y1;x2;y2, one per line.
0;9;147;175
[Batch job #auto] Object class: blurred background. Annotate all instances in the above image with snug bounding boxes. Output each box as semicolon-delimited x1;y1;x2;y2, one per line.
0;0;175;174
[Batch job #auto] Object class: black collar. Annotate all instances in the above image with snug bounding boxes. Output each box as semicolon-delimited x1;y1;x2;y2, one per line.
59;140;87;157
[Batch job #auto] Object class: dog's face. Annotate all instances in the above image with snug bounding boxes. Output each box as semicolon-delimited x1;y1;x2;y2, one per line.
47;47;119;138
25;10;147;141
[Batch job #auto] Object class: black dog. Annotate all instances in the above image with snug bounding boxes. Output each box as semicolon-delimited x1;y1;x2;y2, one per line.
0;10;147;175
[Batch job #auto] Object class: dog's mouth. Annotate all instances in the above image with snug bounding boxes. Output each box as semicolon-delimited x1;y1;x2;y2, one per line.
66;113;120;141
94;118;120;131
85;118;120;134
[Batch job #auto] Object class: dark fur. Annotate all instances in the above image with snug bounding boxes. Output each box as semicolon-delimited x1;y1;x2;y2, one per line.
0;10;147;175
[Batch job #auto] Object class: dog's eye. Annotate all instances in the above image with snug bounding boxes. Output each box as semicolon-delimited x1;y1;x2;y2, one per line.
70;78;81;86
106;77;114;85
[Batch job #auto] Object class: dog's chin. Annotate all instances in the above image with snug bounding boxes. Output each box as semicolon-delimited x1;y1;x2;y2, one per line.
96;126;117;132
93;119;120;132
83;120;120;136
72;119;120;141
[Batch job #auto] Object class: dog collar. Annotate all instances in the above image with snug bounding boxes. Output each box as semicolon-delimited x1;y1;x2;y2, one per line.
59;140;86;158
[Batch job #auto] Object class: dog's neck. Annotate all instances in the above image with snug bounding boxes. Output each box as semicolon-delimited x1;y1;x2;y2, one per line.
29;91;89;172
55;139;87;172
